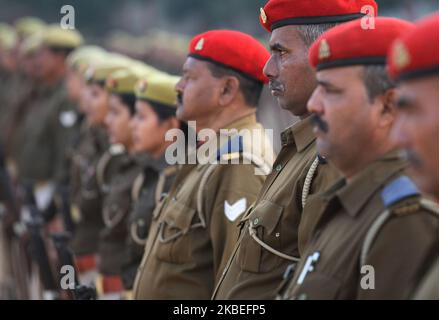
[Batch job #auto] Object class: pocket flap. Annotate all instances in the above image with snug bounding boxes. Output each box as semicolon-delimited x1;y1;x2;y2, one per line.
250;200;283;234
162;198;196;233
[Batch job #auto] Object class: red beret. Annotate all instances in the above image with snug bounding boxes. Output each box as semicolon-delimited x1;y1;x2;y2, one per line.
309;17;414;71
259;0;378;32
388;13;439;82
188;30;269;84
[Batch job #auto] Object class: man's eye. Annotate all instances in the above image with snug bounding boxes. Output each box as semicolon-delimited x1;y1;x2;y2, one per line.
324;87;341;94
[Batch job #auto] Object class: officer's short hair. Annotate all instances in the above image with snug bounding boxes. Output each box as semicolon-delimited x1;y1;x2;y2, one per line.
296;23;339;48
114;93;136;116
362;65;395;102
205;62;263;108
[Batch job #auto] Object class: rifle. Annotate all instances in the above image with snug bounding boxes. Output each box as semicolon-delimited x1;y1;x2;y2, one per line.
0;144;21;299
50;231;97;300
22;183;59;299
0;144;18;227
55;184;75;234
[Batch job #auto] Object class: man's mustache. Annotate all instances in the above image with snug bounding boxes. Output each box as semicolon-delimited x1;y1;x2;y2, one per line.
269;80;284;92
310;113;329;134
177;92;183;105
400;149;423;169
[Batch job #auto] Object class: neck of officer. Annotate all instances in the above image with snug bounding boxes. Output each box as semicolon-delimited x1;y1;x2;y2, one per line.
150;140;173;160
196;105;256;134
342;136;397;183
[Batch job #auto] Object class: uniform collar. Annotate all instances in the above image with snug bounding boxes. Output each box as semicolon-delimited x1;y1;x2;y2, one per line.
280;116;315;152
327;150;407;217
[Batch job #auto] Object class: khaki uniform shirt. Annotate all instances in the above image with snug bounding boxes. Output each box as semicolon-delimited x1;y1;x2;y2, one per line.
413;240;439;299
14;82;79;184
213;117;339;299
70;124;108;256
96;146;142;276
133;113;275;299
282;152;439;300
121;154;177;290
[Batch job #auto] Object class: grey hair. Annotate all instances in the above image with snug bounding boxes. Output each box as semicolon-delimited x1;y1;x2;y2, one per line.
296;23;340;48
362;65;396;102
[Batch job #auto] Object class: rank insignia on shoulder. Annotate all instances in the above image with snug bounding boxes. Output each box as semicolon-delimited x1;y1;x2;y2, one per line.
381;175;420;208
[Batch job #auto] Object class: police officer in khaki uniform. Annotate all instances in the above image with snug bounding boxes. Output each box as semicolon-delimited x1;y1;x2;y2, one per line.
94;66;161;299
0;23;17;135
133;30;275;299
54;46;108;234
387;13;439;300
13;25;83;207
212;0;378;300
2;18;46;152
5;24;83;300
121;73;182;295
0;22;47;300
282;17;439;300
3;33;45;169
69;57;129;285
0;23;20;299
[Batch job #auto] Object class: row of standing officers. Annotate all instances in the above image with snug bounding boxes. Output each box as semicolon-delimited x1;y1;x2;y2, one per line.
0;0;438;300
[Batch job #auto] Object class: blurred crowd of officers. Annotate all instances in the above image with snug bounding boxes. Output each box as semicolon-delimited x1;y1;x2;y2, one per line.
0;0;438;300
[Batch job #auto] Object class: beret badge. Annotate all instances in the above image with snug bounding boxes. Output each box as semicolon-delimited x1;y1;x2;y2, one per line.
393;40;411;71
318;39;331;60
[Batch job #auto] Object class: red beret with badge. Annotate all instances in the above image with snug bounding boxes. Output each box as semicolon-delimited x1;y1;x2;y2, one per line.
188;30;270;84
259;0;378;32
308;17;414;71
387;12;439;82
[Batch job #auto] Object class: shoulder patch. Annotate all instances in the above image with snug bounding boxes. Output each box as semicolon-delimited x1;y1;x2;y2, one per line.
216;135;243;161
381;175;420;208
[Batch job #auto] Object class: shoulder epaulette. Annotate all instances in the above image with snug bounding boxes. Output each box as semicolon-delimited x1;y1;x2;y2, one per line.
381;175;420;208
216;135;243;161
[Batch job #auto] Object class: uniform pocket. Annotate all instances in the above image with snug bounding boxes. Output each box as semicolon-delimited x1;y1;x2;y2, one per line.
237;200;284;273
155;198;198;264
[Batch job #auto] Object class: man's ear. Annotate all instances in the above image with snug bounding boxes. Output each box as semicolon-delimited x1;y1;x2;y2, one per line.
218;76;240;107
378;88;397;128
